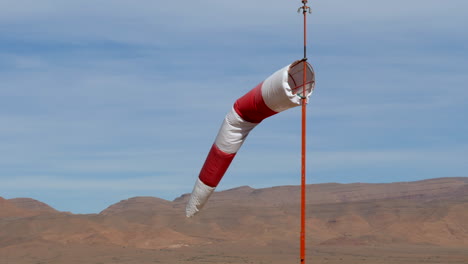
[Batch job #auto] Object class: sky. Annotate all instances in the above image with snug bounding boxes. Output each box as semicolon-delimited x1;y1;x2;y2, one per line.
0;0;467;214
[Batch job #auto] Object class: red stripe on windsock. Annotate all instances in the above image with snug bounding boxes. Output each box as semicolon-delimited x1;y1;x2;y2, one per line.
233;82;278;123
199;144;236;187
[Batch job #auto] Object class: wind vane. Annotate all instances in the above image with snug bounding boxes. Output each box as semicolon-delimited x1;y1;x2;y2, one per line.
185;1;315;263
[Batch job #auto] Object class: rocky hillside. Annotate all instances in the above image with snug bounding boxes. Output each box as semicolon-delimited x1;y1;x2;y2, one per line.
1;177;467;251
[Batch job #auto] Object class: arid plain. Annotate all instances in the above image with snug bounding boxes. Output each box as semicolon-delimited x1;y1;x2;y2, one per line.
1;177;468;264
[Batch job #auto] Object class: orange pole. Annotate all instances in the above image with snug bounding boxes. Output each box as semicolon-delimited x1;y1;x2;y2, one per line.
300;1;308;263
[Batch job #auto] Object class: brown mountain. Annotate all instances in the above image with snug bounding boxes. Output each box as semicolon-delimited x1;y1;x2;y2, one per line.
0;197;21;217
0;197;37;218
8;198;58;213
1;177;468;264
100;196;173;215
174;177;468;207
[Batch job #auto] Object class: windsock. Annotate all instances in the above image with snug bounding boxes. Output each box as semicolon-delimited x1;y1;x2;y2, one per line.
186;60;315;217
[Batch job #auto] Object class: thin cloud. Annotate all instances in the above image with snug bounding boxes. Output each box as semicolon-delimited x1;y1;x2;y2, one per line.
0;175;187;192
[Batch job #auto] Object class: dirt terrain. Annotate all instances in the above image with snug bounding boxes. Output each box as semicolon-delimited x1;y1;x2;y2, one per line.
1;177;468;264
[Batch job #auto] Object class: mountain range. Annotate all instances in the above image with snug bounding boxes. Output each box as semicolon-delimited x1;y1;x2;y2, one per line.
1;177;468;264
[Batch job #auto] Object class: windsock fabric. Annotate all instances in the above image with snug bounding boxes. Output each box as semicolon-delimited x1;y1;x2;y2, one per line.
186;61;315;217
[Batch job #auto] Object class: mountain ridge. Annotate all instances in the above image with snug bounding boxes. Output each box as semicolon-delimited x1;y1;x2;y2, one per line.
2;177;467;216
1;177;467;264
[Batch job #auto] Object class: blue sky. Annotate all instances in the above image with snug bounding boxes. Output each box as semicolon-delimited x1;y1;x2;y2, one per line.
0;0;467;213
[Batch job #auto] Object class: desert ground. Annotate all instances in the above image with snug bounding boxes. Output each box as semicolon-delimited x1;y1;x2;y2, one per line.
1;177;468;264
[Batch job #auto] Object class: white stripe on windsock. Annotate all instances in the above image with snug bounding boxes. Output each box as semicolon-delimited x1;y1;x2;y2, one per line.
186;178;215;217
262;62;314;113
214;107;258;154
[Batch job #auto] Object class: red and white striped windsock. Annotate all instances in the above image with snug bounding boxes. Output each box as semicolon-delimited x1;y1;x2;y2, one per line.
186;60;315;217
